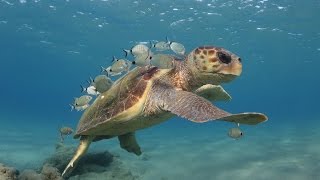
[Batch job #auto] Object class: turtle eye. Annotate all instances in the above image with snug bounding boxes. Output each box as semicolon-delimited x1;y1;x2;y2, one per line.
240;132;243;136
217;52;232;64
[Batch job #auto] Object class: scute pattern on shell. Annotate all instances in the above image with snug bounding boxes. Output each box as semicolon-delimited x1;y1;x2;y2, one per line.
74;66;160;137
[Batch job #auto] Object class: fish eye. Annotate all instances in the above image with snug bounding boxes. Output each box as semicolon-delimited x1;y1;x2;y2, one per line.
240;132;243;136
217;52;232;64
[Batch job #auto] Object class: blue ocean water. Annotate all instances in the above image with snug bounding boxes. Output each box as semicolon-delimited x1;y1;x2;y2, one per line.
0;0;319;179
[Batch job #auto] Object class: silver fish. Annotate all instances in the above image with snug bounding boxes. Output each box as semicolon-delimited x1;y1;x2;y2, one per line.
169;41;186;55
124;44;150;57
93;75;113;93
228;127;243;139
70;95;92;111
81;85;99;96
59;126;74;143
151;41;170;51
150;54;175;69
102;57;132;76
169;41;186;56
73;104;90;112
132;50;153;67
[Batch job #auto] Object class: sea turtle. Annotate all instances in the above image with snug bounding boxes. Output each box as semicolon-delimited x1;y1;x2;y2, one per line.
62;45;268;177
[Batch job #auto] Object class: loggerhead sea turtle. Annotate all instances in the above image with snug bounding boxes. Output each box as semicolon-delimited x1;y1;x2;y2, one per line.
62;45;268;177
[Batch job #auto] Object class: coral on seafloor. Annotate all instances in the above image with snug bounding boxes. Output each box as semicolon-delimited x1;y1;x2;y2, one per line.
0;163;19;180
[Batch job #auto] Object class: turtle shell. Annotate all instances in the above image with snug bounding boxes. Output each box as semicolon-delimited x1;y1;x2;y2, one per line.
74;66;162;138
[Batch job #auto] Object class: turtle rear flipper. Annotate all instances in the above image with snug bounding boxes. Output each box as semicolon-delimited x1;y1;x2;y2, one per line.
118;132;142;156
62;135;95;178
195;84;231;102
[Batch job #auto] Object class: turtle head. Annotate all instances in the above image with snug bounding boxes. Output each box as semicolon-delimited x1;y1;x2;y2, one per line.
186;46;242;85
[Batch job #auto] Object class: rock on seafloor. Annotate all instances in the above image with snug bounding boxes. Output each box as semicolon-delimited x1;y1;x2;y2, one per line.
0;163;19;180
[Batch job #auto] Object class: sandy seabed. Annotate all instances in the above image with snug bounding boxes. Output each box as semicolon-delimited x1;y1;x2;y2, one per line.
1;119;319;180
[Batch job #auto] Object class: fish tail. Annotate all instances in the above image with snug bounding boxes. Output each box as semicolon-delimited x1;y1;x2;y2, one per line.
112;56;117;62
166;36;171;44
100;66;106;73
89;76;94;83
149;41;154;48
80;85;86;93
101;66;110;77
69;104;74;111
123;49;130;57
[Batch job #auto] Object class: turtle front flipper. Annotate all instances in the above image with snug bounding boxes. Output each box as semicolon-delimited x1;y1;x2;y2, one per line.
62;135;95;177
195;84;231;102
161;89;267;124
161;90;230;122
118;132;142;156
